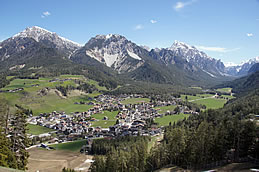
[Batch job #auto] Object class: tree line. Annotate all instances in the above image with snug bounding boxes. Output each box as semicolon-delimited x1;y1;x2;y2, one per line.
0;99;29;170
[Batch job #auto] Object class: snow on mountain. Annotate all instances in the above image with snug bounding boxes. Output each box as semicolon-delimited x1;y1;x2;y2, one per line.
224;62;237;67
225;57;259;76
82;34;144;73
156;40;226;76
12;26;81;55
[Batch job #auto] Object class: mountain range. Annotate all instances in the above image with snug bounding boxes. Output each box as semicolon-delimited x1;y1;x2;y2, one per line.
0;26;258;88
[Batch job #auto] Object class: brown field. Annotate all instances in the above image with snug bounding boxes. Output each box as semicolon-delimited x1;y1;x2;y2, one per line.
27;148;93;172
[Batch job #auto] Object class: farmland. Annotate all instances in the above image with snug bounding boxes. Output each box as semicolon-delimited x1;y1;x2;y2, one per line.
0;75;102;115
154;113;190;127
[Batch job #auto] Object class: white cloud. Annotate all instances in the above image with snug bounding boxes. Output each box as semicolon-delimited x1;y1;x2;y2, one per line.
150;19;157;24
247;33;253;37
174;0;197;11
134;24;144;30
196;45;240;53
41;11;51;18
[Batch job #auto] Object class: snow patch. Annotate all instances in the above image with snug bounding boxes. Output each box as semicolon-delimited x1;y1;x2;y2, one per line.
203;69;216;78
224;62;237;67
106;34;113;39
103;53;119;67
236;66;242;72
127;50;141;60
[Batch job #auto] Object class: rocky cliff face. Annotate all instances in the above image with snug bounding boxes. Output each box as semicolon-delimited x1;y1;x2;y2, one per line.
72;34;145;73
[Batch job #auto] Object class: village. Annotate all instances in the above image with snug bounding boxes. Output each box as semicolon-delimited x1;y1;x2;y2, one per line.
27;94;199;150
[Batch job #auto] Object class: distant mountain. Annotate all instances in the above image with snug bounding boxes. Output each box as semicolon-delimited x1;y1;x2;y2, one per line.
225;57;259;76
167;41;225;77
0;26;242;88
11;26;81;56
218;70;259;95
71;34;145;73
248;63;259;74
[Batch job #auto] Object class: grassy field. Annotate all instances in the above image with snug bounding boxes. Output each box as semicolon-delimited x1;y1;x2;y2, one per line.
154;114;190;127
27;124;55;135
121;98;150;105
0;75;99;115
155;105;177;114
216;87;232;93
51;139;86;152
91;111;118;128
180;94;215;102
192;98;227;109
180;93;228;109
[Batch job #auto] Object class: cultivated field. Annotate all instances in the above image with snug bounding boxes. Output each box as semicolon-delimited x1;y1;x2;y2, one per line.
27;148;93;172
181;93;230;109
192;98;227;109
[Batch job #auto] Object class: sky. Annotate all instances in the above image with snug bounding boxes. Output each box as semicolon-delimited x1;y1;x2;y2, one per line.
0;0;259;65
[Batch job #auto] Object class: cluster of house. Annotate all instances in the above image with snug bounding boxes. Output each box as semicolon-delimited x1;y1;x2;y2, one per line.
0;87;24;93
27;94;199;144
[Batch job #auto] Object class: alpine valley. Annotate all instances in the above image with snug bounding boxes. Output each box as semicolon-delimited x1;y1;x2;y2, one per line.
0;26;259;172
1;26;258;90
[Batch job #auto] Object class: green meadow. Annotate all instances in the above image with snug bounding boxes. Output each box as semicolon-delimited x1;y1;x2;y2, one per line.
155;105;177;114
154;113;190;127
27;124;55;135
216;87;232;93
192;98;227;109
0;75;103;115
91;111;118;128
51;139;86;152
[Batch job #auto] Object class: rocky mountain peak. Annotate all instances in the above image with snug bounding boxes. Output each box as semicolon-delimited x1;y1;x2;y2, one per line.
76;34;144;73
12;26;81;55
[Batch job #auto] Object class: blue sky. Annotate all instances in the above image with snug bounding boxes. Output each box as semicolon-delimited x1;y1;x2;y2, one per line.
1;0;259;65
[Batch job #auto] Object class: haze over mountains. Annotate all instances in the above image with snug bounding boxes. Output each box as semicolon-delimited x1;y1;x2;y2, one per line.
0;26;258;86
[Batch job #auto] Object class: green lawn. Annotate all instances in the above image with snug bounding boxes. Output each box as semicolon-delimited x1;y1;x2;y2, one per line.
192;98;227;109
121;98;150;105
91;111;118;128
50;139;86;152
154;114;190;127
27;124;55;135
155;105;177;114
217;87;232;93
